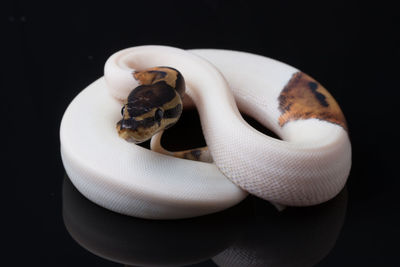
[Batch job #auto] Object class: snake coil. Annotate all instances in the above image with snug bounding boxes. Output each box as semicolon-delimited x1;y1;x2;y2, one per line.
60;45;351;219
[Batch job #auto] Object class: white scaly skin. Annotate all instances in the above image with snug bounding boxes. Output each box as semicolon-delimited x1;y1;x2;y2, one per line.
60;45;351;219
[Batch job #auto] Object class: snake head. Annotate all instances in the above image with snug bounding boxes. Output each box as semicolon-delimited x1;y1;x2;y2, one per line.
116;105;166;144
116;78;183;144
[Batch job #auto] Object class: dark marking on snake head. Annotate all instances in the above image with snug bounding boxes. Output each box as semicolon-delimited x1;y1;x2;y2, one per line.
119;118;139;130
154;108;164;125
126;82;177;117
164;104;182;119
141;117;157;128
119;116;159;131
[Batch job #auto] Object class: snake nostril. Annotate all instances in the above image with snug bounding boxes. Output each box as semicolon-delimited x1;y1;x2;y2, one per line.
120;120;127;129
120;118;138;130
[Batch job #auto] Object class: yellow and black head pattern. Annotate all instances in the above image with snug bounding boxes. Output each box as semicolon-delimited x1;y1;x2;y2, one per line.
116;67;185;143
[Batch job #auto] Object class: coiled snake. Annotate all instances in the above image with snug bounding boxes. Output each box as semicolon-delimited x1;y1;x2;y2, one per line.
60;45;351;219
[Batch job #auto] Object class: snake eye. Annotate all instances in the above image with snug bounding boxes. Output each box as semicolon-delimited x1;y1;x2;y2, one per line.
121;106;126;116
154;108;164;123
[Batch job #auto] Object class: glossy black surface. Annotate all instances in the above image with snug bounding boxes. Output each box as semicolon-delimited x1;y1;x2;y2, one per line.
4;1;398;266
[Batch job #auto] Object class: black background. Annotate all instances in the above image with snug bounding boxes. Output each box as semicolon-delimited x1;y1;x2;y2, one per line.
4;0;399;266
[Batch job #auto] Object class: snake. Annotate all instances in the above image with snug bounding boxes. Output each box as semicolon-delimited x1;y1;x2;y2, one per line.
116;66;213;162
60;45;352;219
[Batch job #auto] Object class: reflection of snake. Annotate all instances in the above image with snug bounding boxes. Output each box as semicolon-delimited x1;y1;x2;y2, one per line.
60;45;351;219
62;176;347;267
213;187;348;267
62;176;246;266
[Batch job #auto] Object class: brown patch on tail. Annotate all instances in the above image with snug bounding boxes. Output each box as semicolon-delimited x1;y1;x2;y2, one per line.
278;72;347;130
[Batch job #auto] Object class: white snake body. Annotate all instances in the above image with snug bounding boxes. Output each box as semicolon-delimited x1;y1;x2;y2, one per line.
60;46;351;219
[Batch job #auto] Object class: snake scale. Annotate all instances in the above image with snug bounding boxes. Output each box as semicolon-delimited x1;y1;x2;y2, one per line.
60;45;351;219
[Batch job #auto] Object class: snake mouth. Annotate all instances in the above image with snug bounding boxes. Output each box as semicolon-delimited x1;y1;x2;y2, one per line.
129;138;143;144
117;129;146;144
116;120;153;144
117;121;139;143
